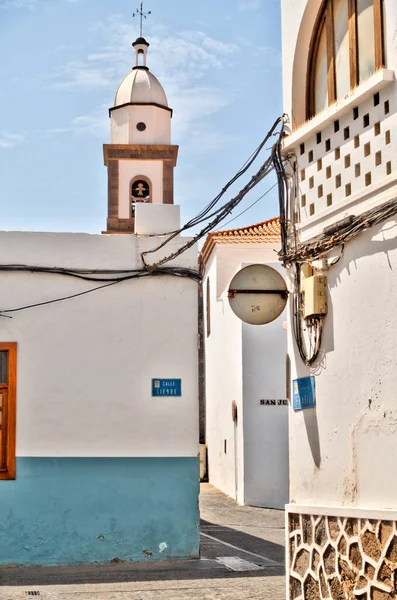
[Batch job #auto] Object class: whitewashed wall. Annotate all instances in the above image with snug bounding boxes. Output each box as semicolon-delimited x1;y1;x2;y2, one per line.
0;231;199;458
242;263;289;510
110;105;171;145
204;244;288;507
287;221;397;509
204;250;243;501
282;0;397;511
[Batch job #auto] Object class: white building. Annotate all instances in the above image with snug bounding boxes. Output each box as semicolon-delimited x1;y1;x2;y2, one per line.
0;35;200;566
281;0;397;598
201;218;289;509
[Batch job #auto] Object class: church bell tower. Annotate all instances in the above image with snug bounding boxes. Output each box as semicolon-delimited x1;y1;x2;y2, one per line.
104;36;178;233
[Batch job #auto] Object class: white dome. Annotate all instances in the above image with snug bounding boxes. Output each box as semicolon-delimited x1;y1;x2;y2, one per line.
114;68;168;109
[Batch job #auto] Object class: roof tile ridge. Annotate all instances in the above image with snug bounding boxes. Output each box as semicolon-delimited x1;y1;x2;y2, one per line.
215;215;280;236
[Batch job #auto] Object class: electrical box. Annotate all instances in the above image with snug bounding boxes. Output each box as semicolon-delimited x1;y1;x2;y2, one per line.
300;263;313;293
303;275;328;318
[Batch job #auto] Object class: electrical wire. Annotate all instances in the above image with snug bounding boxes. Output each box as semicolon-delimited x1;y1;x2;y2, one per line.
141;116;288;270
0;116;288;317
280;196;397;265
290;263;323;366
0;280;121;317
136;127;284;238
214;182;278;232
277;135;397;365
179;118;284;231
273;122;325;366
142;154;274;269
0;265;202;317
272;124;290;257
0;264;201;283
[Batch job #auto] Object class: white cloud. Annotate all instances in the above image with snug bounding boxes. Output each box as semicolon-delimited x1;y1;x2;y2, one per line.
170;85;231;138
46;16;240;148
239;0;262;11
71;112;107;137
48;60;117;91
44;105;108;139
49;21;238;92
0;132;25;148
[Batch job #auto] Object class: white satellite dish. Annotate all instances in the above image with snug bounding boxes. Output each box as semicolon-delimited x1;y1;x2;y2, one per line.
228;264;288;325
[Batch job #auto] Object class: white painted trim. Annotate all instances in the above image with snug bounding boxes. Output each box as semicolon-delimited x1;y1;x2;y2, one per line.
215;557;264;571
283;69;395;151
286;503;397;521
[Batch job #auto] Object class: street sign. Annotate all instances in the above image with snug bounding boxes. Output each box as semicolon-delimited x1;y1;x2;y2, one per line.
260;399;289;406
293;377;316;411
152;379;182;397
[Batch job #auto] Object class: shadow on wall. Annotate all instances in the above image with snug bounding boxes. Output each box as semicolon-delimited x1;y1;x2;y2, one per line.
290;220;397;472
330;220;397;288
291;335;323;470
302;409;322;469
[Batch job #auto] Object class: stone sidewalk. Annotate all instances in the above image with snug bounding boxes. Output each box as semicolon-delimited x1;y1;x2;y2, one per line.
0;484;286;599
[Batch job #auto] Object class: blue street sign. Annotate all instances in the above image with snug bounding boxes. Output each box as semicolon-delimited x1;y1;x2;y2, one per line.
152;379;182;397
293;376;316;411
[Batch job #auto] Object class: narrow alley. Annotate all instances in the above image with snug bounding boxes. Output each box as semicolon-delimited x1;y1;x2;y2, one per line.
0;484;286;600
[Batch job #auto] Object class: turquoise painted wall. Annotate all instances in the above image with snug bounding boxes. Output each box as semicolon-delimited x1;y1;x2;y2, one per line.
0;457;200;566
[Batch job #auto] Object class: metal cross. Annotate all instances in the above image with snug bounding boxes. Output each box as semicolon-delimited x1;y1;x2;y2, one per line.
133;1;151;38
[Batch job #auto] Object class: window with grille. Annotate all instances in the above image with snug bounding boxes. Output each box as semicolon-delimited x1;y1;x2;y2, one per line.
0;343;17;480
308;0;385;118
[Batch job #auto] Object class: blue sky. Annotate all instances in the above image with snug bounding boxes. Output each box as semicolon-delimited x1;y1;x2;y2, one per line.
0;0;282;234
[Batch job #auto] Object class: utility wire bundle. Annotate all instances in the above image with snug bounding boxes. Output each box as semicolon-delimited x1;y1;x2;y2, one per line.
0;116;288;317
0;265;201;317
0;264;201;284
278;156;397;365
290;263;324;367
280;196;397;265
275;127;326;366
285;196;397;367
141;116;287;270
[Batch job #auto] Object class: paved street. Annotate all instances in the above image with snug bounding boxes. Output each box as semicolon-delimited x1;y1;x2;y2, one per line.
0;484;286;599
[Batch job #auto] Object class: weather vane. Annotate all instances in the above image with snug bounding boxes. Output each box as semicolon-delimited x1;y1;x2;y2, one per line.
133;1;152;38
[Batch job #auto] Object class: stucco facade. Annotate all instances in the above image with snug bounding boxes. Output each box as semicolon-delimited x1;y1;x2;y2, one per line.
281;0;397;598
0;229;200;566
201;220;289;509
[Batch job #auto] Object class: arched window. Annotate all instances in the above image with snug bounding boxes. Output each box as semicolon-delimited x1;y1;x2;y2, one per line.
308;0;385;118
131;177;151;217
137;49;145;67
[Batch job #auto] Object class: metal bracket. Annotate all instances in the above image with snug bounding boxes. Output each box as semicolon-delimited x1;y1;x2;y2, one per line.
228;289;289;300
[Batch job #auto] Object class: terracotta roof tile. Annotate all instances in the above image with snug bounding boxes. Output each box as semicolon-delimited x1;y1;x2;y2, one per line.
200;216;280;265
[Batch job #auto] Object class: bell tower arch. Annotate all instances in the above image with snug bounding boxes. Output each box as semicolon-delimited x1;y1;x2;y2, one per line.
103;36;178;233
